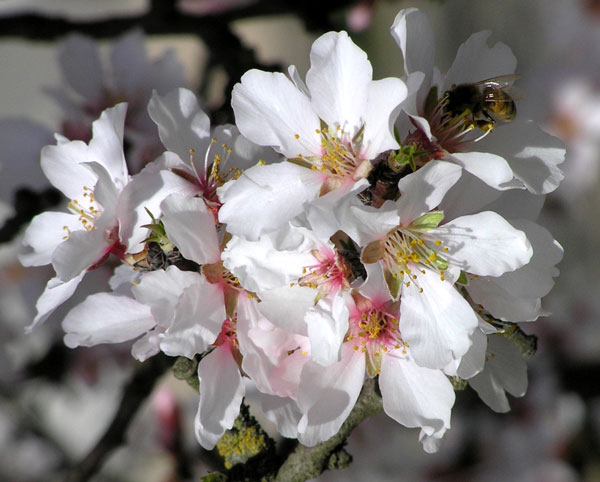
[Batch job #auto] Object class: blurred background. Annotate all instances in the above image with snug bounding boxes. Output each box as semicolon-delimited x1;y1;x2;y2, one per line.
1;0;599;480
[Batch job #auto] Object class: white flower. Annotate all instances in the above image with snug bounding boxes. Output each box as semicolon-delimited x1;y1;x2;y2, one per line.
391;8;565;194
339;161;533;368
20;104;137;330
219;30;407;240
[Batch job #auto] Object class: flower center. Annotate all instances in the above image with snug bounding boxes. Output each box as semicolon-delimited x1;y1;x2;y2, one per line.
294;248;352;300
63;186;101;238
345;296;404;376
214;317;238;349
293;124;372;190
383;226;449;288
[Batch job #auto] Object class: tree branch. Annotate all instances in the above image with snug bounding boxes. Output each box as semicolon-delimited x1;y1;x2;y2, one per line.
65;353;172;482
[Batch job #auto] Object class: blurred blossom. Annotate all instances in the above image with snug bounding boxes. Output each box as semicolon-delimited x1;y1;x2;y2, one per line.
177;0;257;15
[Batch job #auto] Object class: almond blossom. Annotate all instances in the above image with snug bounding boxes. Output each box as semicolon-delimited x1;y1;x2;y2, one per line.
219;30;407;240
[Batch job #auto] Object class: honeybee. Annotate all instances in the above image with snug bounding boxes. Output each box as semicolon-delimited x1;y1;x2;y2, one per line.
444;74;520;130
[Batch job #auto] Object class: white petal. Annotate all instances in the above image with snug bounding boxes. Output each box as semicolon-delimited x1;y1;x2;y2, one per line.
161;194;220;265
400;266;478;369
51;227;109;282
221;225;317;292
131;330;162;362
58;33;104;101
20;212;81;267
195;344;244;449
132;266;200;327
447;152;514;190
305;294;349;366
438;171;502;220
258;393;302;439
27;274;84;332
476;120;565;194
62;293;155;348
456;320;488;379
379;352;454;436
217;162;322;241
338;196;400;246
297;343;365;446
431;211;532;277
361;77;406;159
117;153;199;252
231;70;321;158
443;31;517;91
306;31;371;135
159;281;225;358
390;8;434;110
88;104;129;189
469;334;527;413
147;88;212;163
256;286;314;336
396;161;463;224
40;141;97;201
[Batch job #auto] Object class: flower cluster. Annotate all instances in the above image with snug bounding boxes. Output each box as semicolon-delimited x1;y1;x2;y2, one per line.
21;8;564;453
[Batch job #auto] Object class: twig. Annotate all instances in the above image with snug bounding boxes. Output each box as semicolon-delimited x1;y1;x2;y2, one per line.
65;353;172;482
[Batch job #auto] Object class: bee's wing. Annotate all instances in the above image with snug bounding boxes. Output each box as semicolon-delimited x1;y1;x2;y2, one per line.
476;74;521;89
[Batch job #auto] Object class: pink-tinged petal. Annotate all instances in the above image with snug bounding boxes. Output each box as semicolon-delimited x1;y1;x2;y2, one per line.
236;296;308;396
62;293;155;348
296;343;365;446
58;33;104;101
306;31;371;135
401;267;477;369
361;77;406;159
396;161;463;224
447;152;514;190
132;266;200;327
256;286;314;336
431;211;532;277
379;352;454;438
159;281;225;358
221;227;317;293
117;152;199;252
195;344;244;449
110;30;151;100
258;393;302;439
131;330;162;361
217;162;322;241
40;141;97;201
357;262;392;305
469;334;527;413
305;294;349;366
476;120;565;194
52;227;109;282
26;274;84;332
390;8;434;111
161;194;220;265
443;31;517;91
147;88;212;163
231;70;321;158
20;212;80;267
88;103;128;188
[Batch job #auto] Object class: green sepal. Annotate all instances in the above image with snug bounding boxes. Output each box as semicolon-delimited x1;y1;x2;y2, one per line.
410;211;444;232
456;271;468;285
384;269;402;300
430;256;449;271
